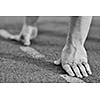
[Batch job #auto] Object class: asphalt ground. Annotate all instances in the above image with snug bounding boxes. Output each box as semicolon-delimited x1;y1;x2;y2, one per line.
0;16;100;83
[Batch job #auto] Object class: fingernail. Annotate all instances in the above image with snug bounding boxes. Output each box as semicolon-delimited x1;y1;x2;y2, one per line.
84;74;88;77
78;75;83;78
89;70;92;75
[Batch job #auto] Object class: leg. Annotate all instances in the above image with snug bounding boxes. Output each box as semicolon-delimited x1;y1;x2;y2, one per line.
54;16;92;78
11;16;39;46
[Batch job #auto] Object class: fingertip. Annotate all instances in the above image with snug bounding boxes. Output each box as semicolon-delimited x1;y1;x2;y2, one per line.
63;64;75;77
83;63;92;75
54;59;61;65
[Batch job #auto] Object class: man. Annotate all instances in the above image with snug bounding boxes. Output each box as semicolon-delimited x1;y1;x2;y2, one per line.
4;16;92;78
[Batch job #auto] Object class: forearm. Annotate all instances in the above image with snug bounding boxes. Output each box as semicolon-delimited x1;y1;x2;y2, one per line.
66;16;92;47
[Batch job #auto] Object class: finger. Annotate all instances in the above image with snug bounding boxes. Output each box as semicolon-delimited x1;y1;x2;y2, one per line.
72;63;83;78
54;58;61;65
63;64;75;76
78;63;88;77
82;62;92;75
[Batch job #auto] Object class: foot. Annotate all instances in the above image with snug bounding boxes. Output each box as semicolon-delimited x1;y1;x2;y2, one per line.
10;25;38;46
54;44;92;78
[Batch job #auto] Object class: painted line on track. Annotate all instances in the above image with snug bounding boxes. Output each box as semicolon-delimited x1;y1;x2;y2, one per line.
20;46;45;59
60;74;85;83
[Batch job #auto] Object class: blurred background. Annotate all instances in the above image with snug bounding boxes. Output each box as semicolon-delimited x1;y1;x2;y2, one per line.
0;16;69;33
0;16;99;33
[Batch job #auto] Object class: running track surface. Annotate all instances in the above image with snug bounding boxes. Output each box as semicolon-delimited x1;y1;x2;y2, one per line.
0;16;100;83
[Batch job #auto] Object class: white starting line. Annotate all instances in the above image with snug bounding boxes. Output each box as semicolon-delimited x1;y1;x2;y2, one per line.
60;75;85;83
20;46;45;59
20;46;85;83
